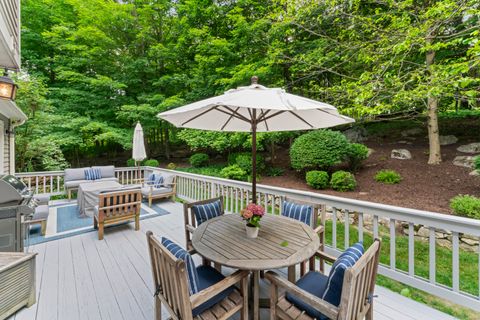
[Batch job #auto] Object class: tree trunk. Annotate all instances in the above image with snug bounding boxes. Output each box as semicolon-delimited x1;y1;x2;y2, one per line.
164;127;170;160
426;37;441;165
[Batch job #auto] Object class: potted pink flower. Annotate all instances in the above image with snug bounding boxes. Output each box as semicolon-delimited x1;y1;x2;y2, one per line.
240;203;265;238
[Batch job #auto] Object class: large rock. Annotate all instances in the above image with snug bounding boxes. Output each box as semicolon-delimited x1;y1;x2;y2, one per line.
439;135;458;146
453;156;475;168
343;126;368;143
401;128;422;137
457;143;480;154
391;149;412;160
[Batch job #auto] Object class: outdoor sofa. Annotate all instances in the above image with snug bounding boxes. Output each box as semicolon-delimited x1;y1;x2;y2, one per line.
64;165;118;199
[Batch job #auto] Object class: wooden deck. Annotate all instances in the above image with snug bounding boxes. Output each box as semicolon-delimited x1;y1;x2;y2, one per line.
11;201;456;320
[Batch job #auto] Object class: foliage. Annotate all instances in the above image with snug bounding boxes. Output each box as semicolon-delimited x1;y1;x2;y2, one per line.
220;165;248;181
306;171;329;189
266;167;284;177
126;159;136;167
189;153;210;167
330;171;356;191
375;170;402;185
346;143;369;172
166;163;177;170
23;139;69;171
228;152;265;174
290;130;350;171
474;156;480;171
176;165;224;178
143;159;159;167
450;195;480;219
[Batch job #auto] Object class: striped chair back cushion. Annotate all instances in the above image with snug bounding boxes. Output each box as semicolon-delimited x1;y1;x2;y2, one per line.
322;242;364;306
282;201;313;226
147;173;156;184
161;237;199;295
192;199;222;225
153;175;164;188
84;168;102;180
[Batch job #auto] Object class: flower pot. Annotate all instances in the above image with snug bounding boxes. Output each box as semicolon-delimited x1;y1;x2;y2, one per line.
245;225;259;239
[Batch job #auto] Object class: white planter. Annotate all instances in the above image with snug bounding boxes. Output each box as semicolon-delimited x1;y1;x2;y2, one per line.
245;225;259;238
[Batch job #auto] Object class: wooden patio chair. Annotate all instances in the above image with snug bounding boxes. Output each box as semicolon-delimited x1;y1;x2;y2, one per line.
282;197;326;278
265;239;381;320
94;188;142;240
146;231;249;320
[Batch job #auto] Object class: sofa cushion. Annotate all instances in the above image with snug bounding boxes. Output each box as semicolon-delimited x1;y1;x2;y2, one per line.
192;199;222;225
33;194;50;206
285;271;329;320
161;237;199;295
33;205;49;220
65;180;91;189
282;201;313;226
162;173;175;186
97;177;119;183
141;187;172;197
64;168;89;182
322;242;364;306
92;165;115;179
192;265;235;316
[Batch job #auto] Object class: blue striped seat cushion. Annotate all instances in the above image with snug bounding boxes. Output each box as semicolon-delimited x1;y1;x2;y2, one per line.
84;168;101;180
322;242;364;306
192;199;222;225
282;201;313;226
146;173;164;188
161;237;199;295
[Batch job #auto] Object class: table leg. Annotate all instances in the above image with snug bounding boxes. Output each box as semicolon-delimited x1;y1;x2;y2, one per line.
288;265;296;283
253;270;260;320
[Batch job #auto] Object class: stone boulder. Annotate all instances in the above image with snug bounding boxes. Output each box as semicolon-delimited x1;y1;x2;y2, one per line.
439;135;458;146
457;143;480;154
453;156;475;168
401;127;422;137
391;149;412;160
343;126;368;143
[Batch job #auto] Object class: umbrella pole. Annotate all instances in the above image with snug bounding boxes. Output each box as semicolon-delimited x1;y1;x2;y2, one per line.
251;109;257;204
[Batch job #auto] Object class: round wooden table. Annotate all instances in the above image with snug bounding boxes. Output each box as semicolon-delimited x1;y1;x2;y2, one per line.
192;214;320;320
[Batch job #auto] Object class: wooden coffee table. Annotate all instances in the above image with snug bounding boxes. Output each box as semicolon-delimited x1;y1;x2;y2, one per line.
192;214;320;320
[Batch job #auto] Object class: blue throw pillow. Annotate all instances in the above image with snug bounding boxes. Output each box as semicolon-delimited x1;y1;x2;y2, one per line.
322;242;364;306
282;201;313;226
161;237;199;295
153;175;164;188
192;199;222;225
146;173;156;184
84;168;102;180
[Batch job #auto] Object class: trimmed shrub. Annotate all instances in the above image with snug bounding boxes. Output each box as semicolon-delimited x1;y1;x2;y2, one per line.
143;159;159;167
166;163;177;170
306;171;329;189
189;153;209;167
474;156;480;171
126;158;136;167
375;169;402;184
266;167;284;177
346;143;369;171
290;130;350;171
228;152;265;174
330;170;356;191
450;195;480;219
220;165;248;181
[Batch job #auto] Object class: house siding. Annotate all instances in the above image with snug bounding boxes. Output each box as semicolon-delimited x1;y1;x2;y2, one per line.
0;114;10;174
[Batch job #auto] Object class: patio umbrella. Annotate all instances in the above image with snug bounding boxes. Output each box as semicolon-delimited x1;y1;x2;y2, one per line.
158;76;354;203
132;122;147;178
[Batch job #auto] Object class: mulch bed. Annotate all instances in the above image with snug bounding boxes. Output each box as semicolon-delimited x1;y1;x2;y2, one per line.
261;137;479;215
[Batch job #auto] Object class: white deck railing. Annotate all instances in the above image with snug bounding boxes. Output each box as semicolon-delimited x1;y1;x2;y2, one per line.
16;166;480;312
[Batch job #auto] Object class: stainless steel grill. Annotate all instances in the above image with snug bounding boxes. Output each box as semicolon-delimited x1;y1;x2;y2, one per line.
0;174;36;252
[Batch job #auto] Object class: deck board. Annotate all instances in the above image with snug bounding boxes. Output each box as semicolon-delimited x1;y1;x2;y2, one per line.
10;200;457;320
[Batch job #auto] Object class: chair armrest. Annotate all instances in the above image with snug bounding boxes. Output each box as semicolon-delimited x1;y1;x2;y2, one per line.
190;270;249;308
314;250;337;263
314;225;324;235
186;224;196;233
265;271;339;320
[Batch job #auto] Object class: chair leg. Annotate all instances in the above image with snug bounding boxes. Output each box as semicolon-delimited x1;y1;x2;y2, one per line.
270;283;278;320
41;221;46;236
98;222;104;240
93;217;98;229
68;189;71;200
155;296;162;320
149;197;152;207
366;304;373;320
240;275;248;320
214;262;222;272
135;214;140;231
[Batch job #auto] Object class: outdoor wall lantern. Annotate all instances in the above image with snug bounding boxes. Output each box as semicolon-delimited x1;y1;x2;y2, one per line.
0;71;17;101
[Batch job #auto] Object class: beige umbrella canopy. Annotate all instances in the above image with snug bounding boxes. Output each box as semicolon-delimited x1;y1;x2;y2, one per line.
132;122;147;165
158;76;354;203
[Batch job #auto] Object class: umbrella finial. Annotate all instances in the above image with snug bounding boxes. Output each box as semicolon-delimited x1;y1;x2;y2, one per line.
251;76;259;85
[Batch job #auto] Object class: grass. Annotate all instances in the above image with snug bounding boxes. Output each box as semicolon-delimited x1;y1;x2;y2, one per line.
323;219;479;319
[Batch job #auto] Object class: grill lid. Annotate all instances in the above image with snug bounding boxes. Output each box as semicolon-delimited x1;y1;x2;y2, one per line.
0;175;29;204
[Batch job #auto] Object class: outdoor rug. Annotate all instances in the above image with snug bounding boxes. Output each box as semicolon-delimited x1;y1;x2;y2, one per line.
26;201;170;246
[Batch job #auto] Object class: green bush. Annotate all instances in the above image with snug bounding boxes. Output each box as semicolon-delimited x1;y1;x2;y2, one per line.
189;153;209;167
330;170;357;191
306;171;329;189
346;143;369;171
143;159;159;167
375;169;402;184
266;167;284;177
290;130;350;171
228;152;265;174
474;156;480;171
220;165;248;181
177;165;224;177
166;163;177;170
126;158;136;167
450;195;480;219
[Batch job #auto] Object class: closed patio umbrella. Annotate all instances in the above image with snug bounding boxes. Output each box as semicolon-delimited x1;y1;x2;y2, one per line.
158;76;354;203
132;122;147;177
